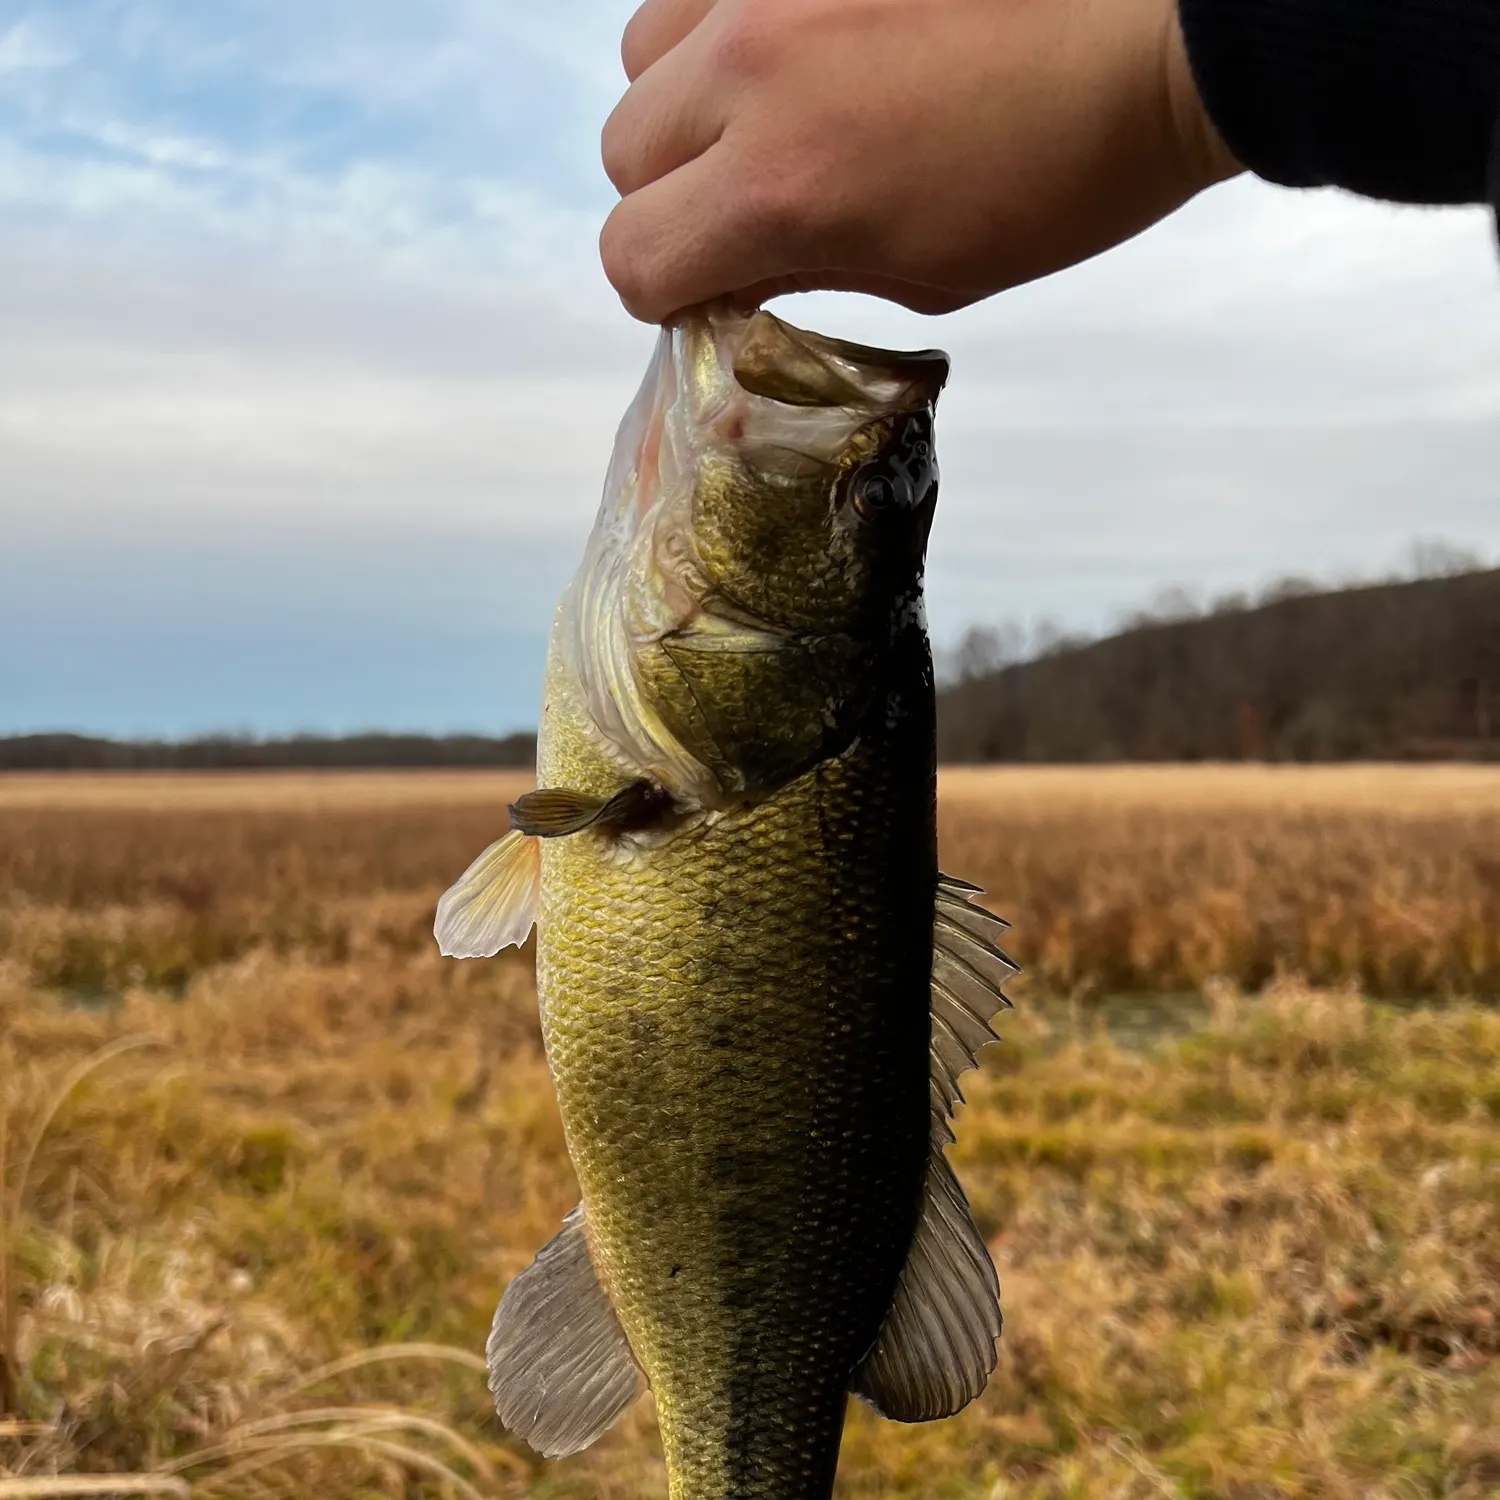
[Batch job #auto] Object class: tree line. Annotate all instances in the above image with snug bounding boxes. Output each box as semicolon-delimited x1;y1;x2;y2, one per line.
7;562;1496;768
936;566;1500;762
0;732;538;772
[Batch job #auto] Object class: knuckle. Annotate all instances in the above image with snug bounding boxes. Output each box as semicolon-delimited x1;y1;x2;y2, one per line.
736;147;836;253
600;109;635;193
619;10;650;78
599;213;656;320
740;172;800;244
709;0;792;80
597;210;633;285
620;0;682;80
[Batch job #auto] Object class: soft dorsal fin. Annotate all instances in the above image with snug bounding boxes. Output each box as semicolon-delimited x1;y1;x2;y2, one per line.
486;1205;645;1459
928;875;1017;1137
851;873;1017;1422
433;830;541;960
852;1154;1002;1422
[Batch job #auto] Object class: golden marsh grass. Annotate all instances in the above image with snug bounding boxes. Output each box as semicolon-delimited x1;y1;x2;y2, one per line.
2;767;1498;1497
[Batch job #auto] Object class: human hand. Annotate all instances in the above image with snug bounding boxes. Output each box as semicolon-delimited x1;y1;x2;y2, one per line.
600;0;1242;323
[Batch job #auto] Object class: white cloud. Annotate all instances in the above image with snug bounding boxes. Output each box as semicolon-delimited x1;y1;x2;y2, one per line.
0;20;74;74
81;118;230;171
0;0;1496;734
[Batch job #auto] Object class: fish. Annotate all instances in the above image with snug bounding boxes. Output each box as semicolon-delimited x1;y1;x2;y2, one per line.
434;303;1017;1499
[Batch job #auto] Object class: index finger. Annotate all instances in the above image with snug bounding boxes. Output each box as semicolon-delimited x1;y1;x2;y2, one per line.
601;141;800;322
621;0;716;81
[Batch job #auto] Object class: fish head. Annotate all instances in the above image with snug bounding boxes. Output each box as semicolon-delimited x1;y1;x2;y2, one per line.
681;306;948;639
560;304;949;807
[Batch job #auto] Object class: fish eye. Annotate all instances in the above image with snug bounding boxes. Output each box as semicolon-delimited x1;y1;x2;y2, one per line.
851;469;912;522
844;412;936;524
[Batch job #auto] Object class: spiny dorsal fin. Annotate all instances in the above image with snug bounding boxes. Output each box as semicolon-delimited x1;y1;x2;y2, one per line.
487;1205;644;1459
434;830;541;960
851;873;1017;1422
929;874;1018;1133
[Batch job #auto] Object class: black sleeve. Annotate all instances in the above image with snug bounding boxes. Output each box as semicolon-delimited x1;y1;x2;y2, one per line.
1177;0;1500;230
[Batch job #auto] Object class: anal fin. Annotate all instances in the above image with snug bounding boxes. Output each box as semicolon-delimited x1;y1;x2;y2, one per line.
851;872;1017;1422
487;1204;644;1459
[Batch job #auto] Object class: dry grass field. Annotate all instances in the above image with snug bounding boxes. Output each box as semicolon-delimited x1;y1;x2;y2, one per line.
2;767;1499;1498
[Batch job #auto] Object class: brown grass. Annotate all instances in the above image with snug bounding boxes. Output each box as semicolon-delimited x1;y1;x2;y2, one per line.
4;766;1496;1002
940;766;1500;1000
2;767;1498;1498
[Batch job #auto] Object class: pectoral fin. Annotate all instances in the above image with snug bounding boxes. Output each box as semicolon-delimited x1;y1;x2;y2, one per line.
486;1205;644;1459
508;779;668;838
435;781;672;958
851;873;1018;1422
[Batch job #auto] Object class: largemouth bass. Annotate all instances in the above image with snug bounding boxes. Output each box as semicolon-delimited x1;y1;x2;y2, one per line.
436;304;1016;1500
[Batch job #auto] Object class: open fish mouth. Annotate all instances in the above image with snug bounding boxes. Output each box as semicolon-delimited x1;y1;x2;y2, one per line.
722;306;949;415
605;304;951;546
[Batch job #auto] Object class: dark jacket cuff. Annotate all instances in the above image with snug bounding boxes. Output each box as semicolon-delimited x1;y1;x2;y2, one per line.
1491;107;1500;240
1179;0;1500;209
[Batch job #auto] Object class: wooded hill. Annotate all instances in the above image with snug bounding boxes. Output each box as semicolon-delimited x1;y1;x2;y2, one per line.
936;567;1500;763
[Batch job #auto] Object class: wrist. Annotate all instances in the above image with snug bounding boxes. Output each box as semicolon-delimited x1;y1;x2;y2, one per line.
1163;0;1243;192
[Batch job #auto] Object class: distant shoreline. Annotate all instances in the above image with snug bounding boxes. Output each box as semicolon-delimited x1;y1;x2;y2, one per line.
5;764;1499;818
0;732;537;773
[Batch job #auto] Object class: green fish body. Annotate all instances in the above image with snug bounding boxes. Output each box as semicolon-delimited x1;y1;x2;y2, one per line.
436;307;1015;1500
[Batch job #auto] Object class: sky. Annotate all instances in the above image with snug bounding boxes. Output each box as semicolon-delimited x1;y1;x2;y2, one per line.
1;2;1497;738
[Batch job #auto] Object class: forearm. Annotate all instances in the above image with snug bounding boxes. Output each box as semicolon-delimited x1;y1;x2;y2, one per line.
1178;0;1500;219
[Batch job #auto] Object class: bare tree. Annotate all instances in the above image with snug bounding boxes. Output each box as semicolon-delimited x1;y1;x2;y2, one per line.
1408;537;1486;580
